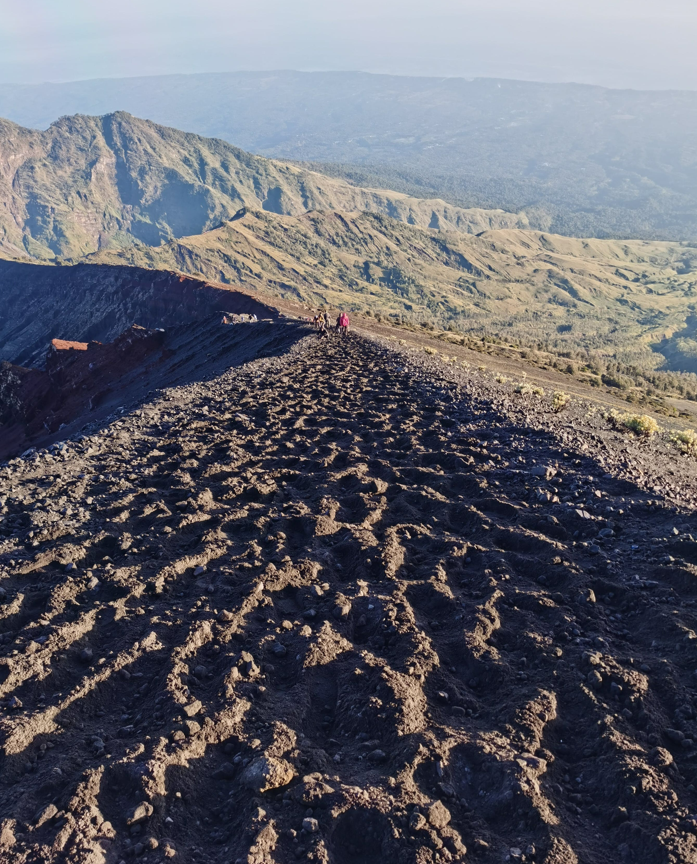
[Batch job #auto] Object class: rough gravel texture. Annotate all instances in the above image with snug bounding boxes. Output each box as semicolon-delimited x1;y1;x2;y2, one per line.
0;331;697;864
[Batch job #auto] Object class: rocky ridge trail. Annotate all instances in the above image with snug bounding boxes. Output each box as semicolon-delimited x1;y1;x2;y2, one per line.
0;334;696;864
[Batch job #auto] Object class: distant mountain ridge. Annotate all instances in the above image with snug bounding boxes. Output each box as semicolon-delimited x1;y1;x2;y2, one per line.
2;71;697;240
0;111;527;260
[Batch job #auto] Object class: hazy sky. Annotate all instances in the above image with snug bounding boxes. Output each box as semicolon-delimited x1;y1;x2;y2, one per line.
1;0;695;90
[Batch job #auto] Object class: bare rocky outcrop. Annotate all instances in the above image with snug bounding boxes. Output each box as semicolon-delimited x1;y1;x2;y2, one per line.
0;326;165;459
0;318;302;460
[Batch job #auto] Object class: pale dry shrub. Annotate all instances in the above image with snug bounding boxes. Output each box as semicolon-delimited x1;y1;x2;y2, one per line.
607;410;660;437
552;391;571;412
670;428;697;455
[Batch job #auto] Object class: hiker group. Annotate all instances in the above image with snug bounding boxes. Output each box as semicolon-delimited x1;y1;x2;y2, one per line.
312;310;350;338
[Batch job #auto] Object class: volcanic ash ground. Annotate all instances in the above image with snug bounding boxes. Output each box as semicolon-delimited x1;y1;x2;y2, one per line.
1;334;697;864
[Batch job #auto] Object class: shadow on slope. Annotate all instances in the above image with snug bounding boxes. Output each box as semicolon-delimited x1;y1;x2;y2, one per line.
0;259;279;368
653;314;697;374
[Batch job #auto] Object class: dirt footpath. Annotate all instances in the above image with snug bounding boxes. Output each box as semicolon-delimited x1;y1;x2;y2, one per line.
0;333;697;864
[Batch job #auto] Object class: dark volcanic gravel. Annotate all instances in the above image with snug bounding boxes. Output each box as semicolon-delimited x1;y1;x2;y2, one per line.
0;331;696;864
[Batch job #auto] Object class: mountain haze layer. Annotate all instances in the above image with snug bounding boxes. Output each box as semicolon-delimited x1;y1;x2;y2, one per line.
2;72;697;240
0;112;526;261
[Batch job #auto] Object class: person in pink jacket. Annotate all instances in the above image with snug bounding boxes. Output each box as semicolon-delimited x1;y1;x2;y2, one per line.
339;312;350;337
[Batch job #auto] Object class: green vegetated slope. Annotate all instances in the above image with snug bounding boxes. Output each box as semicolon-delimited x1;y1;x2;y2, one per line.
87;208;697;373
0;111;526;260
3;72;697;240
